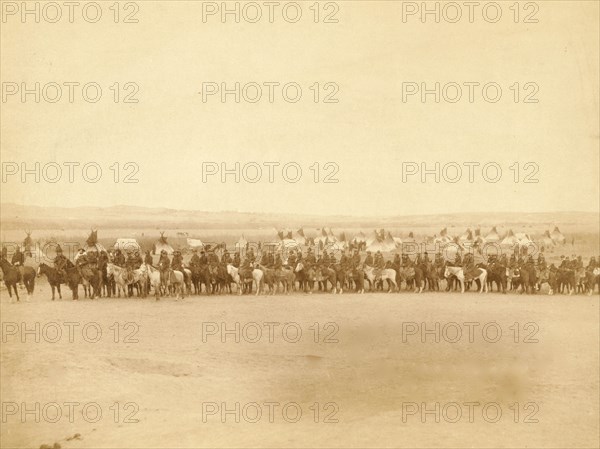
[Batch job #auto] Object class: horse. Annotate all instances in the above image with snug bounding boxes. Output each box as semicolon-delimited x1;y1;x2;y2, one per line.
315;266;338;293
1;258;35;302
535;266;556;295
143;264;162;300
556;267;576;295
183;268;192;295
516;264;536;294
345;266;365;293
77;263;102;299
259;265;294;294
226;264;244;295
422;262;440;291
508;267;521;292
486;262;508;293
331;264;347;294
294;261;314;293
363;266;397;293
37;263;66;300
106;263;147;298
446;266;488;293
190;265;209;294
397;266;422;293
465;266;488;293
162;269;185;299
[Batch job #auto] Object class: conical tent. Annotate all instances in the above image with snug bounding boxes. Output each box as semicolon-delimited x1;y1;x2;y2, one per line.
540;231;555;248
459;229;474;242
365;230;379;247
235;235;248;251
550;226;566;244
366;230;396;252
293;228;306;246
384;232;399;250
434;228;452;244
154;232;174;255
84;230;106;253
327;228;337;241
20;230;40;257
484;226;501;242
316;228;330;246
500;230;519;248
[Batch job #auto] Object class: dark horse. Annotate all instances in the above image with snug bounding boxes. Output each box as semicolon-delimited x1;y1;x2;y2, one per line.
519;263;538;294
1;258;35;302
37;262;81;300
486;261;508;293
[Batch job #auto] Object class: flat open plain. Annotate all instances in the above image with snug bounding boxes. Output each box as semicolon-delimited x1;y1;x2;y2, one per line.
1;280;598;448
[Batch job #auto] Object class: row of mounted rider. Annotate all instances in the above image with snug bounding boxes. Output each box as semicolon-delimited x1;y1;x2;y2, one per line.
2;245;598;301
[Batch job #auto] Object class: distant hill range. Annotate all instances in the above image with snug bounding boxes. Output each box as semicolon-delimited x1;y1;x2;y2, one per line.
1;203;598;231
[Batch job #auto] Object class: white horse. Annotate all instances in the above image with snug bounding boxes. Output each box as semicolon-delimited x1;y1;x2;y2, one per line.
142;264;162;300
444;266;488;293
106;263;147;297
226;264;243;295
363;266;397;292
226;264;263;295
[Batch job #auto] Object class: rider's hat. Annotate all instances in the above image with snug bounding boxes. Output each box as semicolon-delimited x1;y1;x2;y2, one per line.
56;245;63;253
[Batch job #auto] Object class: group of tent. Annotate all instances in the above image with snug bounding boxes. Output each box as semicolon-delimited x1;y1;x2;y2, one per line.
434;226;567;250
10;226;568;258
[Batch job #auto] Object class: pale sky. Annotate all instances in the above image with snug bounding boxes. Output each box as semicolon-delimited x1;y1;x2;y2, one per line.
1;1;598;216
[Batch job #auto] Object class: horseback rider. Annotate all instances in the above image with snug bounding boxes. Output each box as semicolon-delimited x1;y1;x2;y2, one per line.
53;245;69;281
11;247;25;287
240;256;253;279
125;251;138;282
305;248;316;268
222;249;232;265
189;248;201;268
423;252;430;264
171;250;188;284
351;249;361;269
75;250;89;277
200;250;208;266
274;253;283;274
322;250;330;268
144;250;153;266
364;251;374;268
339;250;349;269
1;246;7;261
158;250;171;284
114;249;126;267
454;252;462;267
287;249;297;268
74;248;85;264
232;251;240;268
374;251;385;269
537;253;547;270
87;250;98;269
207;250;219;266
415;252;422;266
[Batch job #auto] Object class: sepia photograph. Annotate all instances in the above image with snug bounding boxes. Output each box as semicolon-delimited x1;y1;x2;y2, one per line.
1;1;599;448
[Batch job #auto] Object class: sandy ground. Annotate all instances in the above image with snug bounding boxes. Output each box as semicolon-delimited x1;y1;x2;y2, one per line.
1;280;598;448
